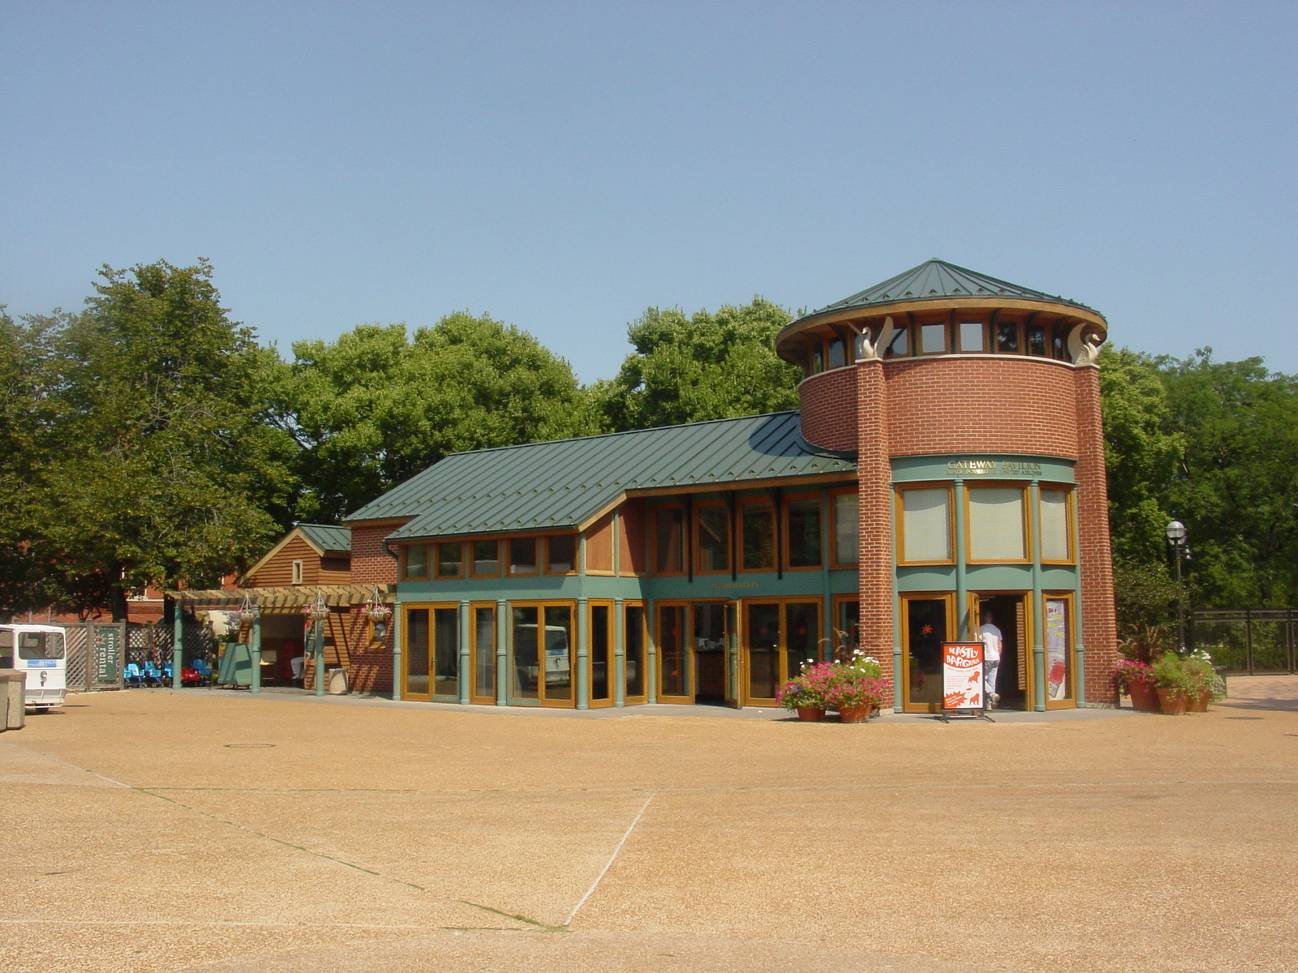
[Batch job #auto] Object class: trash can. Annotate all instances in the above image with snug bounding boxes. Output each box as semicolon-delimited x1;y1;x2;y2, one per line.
0;670;25;730
326;668;349;695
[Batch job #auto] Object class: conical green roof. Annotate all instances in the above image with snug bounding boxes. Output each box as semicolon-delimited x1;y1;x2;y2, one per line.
811;258;1096;317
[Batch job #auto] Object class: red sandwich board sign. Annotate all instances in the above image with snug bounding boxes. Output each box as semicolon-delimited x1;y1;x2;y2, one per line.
941;642;994;722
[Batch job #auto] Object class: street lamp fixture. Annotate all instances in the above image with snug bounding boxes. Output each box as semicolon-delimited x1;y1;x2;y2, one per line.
1165;520;1189;654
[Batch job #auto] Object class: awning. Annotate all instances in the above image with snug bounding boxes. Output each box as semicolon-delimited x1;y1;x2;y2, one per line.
164;583;394;610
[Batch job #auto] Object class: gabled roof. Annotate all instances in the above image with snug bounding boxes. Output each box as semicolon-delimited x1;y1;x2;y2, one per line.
297;523;351;554
346;412;856;541
238;524;350;585
811;258;1097;317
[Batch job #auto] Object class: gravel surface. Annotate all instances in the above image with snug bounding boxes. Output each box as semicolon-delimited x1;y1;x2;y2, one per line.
2;677;1296;972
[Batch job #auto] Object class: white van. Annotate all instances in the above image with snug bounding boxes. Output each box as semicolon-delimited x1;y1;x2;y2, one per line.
513;624;571;689
0;624;68;710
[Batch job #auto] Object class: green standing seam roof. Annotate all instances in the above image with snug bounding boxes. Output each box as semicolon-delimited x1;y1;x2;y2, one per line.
787;258;1097;331
297;523;351;553
345;412;856;541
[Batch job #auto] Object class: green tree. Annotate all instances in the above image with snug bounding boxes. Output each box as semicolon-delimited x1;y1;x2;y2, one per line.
1160;351;1298;606
601;298;801;431
278;312;597;521
24;260;298;619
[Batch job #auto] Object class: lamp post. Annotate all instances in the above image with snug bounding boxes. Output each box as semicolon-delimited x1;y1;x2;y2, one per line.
1165;520;1189;654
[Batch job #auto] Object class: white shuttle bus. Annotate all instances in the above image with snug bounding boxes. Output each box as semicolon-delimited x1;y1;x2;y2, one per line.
0;624;68;710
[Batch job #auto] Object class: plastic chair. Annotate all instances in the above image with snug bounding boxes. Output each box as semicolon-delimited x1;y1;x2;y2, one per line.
124;662;143;687
192;659;213;684
142;661;162;686
161;663;173;684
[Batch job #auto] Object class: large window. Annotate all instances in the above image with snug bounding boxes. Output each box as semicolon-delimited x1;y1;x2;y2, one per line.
967;485;1027;561
405;608;430;698
403;544;428;580
546;535;576;574
958;321;985;352
883;325;908;357
740;502;775;571
742;600;821;704
437;542;464;579
471;539;501;578
696;504;730;574
827;336;847;368
898;487;952;563
995;321;1019;353
654;507;686;574
919;322;947;354
833;491;858;565
509;537;537;575
403;604;459;700
433;607;459;696
785;497;821;569
589;603;612;705
658;604;688;700
1040;488;1072;562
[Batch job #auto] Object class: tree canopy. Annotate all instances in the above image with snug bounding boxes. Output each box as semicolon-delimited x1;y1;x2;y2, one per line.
598;298;801;431
277;312;599;522
0;261;297;619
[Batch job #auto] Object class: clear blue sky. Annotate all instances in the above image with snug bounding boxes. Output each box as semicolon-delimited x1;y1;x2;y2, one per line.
3;1;1295;382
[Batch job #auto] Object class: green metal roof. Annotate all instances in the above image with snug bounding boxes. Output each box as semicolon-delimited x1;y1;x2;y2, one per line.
346;412;856;541
297;523;351;553
796;258;1097;324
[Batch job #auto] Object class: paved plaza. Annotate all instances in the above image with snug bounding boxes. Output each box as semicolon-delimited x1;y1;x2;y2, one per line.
3;678;1297;972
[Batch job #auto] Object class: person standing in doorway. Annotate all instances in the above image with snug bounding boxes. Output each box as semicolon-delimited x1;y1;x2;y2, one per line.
979;607;1003;708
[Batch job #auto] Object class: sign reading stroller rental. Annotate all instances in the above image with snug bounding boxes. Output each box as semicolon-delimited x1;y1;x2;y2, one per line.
941;642;985;712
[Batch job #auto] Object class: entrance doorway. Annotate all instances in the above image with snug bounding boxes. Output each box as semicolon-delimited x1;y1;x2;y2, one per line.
656;600;734;705
972;593;1030;711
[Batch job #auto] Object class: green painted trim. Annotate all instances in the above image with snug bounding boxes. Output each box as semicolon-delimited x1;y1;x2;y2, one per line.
576;597;589;710
495;599;508;706
391;599;403;701
953;479;968;638
1030;481;1046;712
646;597;657;704
249;618;261;694
613;597;625;707
889;480;902;714
578;534;587;577
457;601;470;705
891;453;1075;484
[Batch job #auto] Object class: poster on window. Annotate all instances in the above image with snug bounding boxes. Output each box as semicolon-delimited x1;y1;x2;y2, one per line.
941;642;985;712
1046;599;1068;700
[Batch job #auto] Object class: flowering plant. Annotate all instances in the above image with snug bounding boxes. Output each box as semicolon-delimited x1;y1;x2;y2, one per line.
1112;659;1155;694
824;670;891;710
776;661;835;710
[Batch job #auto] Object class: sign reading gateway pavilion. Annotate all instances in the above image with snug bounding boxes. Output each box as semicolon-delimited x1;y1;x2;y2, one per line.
944;458;1044;477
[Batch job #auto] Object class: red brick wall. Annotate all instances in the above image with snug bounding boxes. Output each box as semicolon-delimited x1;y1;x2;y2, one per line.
349;522;402;585
302;606;393;695
856;361;896;706
884;357;1079;458
798;367;859;452
1073;367;1118;704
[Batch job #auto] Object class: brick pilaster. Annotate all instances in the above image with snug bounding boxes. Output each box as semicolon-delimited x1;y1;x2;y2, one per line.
856;361;895;706
1074;366;1118;704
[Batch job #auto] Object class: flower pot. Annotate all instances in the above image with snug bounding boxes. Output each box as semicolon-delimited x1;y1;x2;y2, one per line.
837;703;874;724
1128;681;1160;713
1156;688;1188;716
1186;689;1210;713
795;707;825;722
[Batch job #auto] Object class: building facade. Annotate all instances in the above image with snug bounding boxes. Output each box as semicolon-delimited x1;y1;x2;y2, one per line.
346;260;1118;712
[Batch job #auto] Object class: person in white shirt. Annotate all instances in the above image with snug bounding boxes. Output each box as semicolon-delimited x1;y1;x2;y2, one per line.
979;608;1003;708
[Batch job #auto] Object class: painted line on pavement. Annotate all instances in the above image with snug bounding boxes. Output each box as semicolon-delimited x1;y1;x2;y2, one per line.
566;790;656;926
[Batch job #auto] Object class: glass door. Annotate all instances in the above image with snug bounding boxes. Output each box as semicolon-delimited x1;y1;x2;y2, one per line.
901;593;955;713
744;602;781;705
403;606;431;702
1043;593;1075;709
509;602;576;707
588;601;614;708
469;603;496;704
623;602;646;704
657;603;691;703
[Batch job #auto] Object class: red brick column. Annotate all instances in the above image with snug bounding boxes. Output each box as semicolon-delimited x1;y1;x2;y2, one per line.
856;361;895;706
1074;366;1118;704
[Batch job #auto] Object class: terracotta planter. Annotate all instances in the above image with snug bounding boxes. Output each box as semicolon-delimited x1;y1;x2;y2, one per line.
1128;681;1160;713
795;707;825;722
1156;687;1188;716
837;702;874;724
1186;689;1210;713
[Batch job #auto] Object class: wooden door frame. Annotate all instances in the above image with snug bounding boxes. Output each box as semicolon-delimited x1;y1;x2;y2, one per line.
655;600;693;703
1042;591;1077;710
967;590;1034;711
623;600;648;705
508;600;578;708
468;601;497;705
899;592;957;714
739;596;823;707
587;600;615;708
